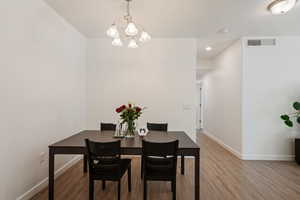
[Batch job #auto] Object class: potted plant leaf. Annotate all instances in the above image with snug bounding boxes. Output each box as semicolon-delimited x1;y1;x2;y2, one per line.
280;101;300;164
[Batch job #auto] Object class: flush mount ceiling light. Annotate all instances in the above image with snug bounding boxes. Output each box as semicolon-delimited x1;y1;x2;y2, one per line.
106;0;151;48
268;0;297;15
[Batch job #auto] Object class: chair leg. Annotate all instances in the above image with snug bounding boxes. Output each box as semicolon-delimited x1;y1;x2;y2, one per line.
89;178;94;200
102;180;106;190
143;179;147;200
128;164;131;192
172;180;176;200
118;180;121;200
84;154;88;173
181;156;185;175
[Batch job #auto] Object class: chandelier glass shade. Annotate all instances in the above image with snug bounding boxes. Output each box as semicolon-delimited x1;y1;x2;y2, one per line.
125;22;139;36
106;0;151;48
128;39;139;48
106;24;119;38
112;37;123;47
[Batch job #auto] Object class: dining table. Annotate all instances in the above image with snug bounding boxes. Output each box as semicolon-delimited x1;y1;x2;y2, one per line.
48;130;200;200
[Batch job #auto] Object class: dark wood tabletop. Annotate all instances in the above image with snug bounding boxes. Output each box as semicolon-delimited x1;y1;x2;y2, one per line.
50;130;199;150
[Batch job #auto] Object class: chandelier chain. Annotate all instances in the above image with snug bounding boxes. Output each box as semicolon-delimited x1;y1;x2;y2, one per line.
126;0;130;17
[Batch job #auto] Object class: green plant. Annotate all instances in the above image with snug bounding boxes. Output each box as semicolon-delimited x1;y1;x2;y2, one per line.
280;102;300;127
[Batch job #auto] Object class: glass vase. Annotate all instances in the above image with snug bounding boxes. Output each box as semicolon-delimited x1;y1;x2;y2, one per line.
125;120;136;138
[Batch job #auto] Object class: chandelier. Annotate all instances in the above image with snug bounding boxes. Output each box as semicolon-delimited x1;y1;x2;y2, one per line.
106;0;151;48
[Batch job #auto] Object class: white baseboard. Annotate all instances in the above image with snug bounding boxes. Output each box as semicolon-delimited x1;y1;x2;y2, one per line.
202;131;242;159
16;155;82;200
203;130;295;161
241;154;295;161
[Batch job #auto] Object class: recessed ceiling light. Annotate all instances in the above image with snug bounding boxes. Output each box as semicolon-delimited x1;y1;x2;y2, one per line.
268;0;297;15
205;46;212;51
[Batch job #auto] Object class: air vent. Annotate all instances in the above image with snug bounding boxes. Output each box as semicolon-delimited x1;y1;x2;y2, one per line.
247;39;276;46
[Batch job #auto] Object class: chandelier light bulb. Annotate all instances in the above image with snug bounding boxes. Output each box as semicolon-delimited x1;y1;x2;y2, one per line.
125;22;139;36
139;31;151;43
268;0;297;15
106;24;119;38
128;39;138;48
112;38;123;47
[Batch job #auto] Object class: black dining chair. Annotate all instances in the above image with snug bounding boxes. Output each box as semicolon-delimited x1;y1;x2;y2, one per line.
140;123;169;178
100;122;117;131
146;122;168;132
142;139;179;200
144;123;185;176
85;139;131;200
83;123;117;173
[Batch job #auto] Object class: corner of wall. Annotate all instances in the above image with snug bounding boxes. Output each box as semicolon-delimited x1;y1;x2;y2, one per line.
240;37;246;157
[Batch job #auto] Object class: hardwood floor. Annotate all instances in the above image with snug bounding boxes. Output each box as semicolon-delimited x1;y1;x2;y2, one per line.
32;133;300;200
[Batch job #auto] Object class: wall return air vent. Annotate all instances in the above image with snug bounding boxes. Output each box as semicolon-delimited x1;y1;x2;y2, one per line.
247;39;276;46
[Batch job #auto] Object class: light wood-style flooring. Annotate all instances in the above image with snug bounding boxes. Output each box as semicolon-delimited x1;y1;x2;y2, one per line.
32;133;300;200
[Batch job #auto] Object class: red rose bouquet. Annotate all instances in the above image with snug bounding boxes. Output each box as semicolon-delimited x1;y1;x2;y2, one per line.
116;103;144;137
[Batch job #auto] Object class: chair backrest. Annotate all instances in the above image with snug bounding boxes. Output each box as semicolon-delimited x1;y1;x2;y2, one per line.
147;123;168;132
100;123;116;131
142;140;178;176
85;139;121;173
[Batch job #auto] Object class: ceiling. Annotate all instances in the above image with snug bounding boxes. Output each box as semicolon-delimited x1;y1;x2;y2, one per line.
44;0;300;58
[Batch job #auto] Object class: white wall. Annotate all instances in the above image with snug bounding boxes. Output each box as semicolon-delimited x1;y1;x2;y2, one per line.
242;37;300;160
203;40;243;156
197;59;213;69
0;1;86;199
196;59;214;80
86;39;197;140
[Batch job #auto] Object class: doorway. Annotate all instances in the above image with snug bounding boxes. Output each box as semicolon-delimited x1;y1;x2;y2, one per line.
196;82;204;131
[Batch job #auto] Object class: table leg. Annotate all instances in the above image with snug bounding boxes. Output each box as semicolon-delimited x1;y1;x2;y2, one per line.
83;154;88;173
195;151;200;200
49;148;55;200
181;155;185;175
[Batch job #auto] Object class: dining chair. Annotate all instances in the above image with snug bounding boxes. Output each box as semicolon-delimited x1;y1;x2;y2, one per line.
146;122;168;132
140;123;169;178
85;139;131;200
142;139;179;200
144;123;185;176
100;122;117;131
83;123;117;174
